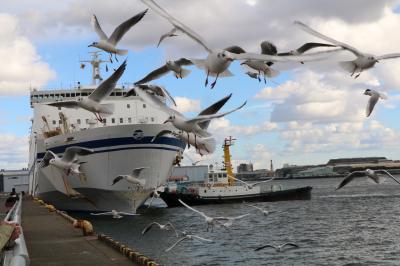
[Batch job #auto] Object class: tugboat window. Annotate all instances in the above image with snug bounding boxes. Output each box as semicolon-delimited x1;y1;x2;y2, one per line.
111;118;115;123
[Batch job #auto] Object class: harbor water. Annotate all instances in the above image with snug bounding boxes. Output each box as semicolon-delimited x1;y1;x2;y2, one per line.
74;177;400;266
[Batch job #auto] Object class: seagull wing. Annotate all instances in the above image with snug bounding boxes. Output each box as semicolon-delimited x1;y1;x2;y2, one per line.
118;212;139;216
47;101;79;109
197;94;232;130
38;150;57;168
254;244;276;251
224;46;246;54
376;170;400;185
260;41;278;55
175;58;193;66
230;213;250;220
108;9;148;45
111;176;124;185
282;243;299;249
294;21;362;56
336;171;365;190
134;65;170;85
141;0;212;53
62;146;94;162
157;27;178;47
91;15;108;41
165;222;179;237
132;167;148;178
192;235;213;242
91;212;113;216
376;53;400;60
151;130;174;142
366;94;379;117
186;101;246;124
141;222;160;235
165;236;188;252
124;88;137;97
178;199;208;219
245;204;264;212
296;42;336;54
88;60;127;102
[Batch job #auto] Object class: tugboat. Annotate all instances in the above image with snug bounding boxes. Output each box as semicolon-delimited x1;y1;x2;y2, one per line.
159;137;312;207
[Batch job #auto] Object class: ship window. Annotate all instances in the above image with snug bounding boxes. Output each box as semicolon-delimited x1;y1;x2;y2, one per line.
102;119;106;124
223;173;227;177
204;190;207;193
218;173;222;178
77;119;81;124
59;120;62;124
127;104;130;108
120;118;123;123
76;93;80;96
151;117;155;122
85;119;89;124
143;104;146;108
52;120;56;125
111;92;115;96
66;93;70;97
116;92;122;96
128;118;132;123
214;177;218;182
82;92;88;96
111;118;115;124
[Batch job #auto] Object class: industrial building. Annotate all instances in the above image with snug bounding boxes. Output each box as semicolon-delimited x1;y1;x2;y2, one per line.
0;169;29;192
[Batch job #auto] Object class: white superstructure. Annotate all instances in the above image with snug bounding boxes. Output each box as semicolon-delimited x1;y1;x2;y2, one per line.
28;53;185;212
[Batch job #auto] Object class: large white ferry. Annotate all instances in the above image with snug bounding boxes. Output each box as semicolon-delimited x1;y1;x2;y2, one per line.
28;52;185;212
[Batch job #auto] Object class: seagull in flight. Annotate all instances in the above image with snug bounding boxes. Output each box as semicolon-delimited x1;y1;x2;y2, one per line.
141;221;179;237
178;199;248;231
90;209;139;219
89;10;148;62
163;100;246;137
141;0;331;89
39;146;94;176
164;234;213;252
364;89;387;117
157;27;179;47
230;175;275;189
245;204;276;216
336;168;400;190
278;42;336;60
254;243;299;252
134;58;193;85
295;21;400;78
47;61;126;122
112;167;148;187
125;84;177;106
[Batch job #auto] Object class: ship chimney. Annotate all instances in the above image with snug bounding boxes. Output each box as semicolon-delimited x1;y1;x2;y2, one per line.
270;160;274;172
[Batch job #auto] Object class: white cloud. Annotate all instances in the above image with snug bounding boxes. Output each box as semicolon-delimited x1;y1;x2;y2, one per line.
0;13;55;95
172;97;201;113
209;117;278;138
0;134;28;169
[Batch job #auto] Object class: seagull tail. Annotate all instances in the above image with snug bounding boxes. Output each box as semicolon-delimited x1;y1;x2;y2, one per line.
115;49;129;56
339;61;356;73
264;67;280;78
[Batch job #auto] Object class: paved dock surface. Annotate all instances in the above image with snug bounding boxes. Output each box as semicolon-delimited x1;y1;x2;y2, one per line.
21;198;136;266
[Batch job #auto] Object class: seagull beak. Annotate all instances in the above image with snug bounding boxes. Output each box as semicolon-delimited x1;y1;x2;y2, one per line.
163;119;170;124
88;44;92;47
375;59;379;63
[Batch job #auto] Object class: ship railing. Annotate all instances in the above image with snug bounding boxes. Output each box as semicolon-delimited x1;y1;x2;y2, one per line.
1;195;29;266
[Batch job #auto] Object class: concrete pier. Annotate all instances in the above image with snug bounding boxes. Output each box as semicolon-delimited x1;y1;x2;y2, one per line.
21;198;137;266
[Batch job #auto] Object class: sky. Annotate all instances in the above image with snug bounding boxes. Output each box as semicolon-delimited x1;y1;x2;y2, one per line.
2;0;400;170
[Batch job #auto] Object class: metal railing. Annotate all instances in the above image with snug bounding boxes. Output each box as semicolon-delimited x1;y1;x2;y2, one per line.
1;196;29;266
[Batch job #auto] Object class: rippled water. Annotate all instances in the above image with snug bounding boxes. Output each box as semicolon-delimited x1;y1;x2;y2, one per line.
74;177;400;266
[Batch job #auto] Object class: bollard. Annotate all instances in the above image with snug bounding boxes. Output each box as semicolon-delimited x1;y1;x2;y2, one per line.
73;219;94;236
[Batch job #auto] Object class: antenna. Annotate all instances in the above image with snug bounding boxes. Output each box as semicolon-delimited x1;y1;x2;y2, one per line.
80;51;110;86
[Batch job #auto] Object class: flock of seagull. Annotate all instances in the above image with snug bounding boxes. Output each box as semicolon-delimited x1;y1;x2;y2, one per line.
35;0;400;259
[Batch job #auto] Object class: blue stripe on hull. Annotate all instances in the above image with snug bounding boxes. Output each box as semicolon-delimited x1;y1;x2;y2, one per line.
36;136;185;159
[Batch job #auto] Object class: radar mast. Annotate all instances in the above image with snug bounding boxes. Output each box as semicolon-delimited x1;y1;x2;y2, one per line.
80;51;110;86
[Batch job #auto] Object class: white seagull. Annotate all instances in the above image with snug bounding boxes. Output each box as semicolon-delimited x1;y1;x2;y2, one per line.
39;146;94;176
178;199;248;231
125;84;177;106
278;42;336;58
336;168;400;190
89;10;148;62
134;58;193;85
157;27;179;47
141;221;179;237
152;130;216;156
47;61;126;121
364;89;387;117
90;209;139;219
112;167;148;187
230;175;275;189
254;243;299;252
245;204;276;216
165;234;213;252
295;21;400;78
163;101;246;137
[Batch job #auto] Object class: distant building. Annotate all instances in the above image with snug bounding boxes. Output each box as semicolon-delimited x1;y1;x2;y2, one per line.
237;163;253;173
327;157;388;166
0;169;29;193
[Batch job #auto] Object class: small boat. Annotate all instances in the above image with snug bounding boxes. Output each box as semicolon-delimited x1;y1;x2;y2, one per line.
160;137;312;208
